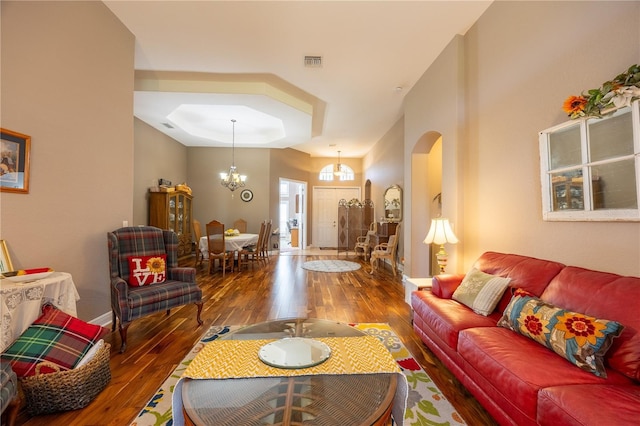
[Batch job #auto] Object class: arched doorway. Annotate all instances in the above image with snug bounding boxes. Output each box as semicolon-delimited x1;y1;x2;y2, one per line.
411;132;442;278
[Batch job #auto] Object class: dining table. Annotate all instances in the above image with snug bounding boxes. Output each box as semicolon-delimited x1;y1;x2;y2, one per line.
199;233;259;259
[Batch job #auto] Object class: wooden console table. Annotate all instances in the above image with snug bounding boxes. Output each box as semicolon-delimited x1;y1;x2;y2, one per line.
0;272;80;352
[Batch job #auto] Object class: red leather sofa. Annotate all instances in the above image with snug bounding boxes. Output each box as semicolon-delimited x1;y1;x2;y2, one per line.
411;251;640;426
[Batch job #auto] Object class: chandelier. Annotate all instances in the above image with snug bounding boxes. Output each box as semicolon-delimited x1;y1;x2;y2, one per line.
333;150;344;179
219;119;246;192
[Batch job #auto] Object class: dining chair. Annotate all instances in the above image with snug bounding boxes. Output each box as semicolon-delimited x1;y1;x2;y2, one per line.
205;220;234;276
233;218;247;233
369;223;401;276
107;226;203;352
238;221;266;270
259;221;272;262
192;219;204;268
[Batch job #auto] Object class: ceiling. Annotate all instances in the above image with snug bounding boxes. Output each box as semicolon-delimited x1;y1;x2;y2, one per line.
104;0;492;158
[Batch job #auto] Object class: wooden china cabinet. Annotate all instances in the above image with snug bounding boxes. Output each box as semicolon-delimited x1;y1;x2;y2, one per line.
552;178;603;211
148;189;193;261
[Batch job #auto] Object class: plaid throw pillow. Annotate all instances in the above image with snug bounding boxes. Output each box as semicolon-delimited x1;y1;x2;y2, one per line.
0;304;109;377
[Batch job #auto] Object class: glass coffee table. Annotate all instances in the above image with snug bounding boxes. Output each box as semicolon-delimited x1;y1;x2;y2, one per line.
181;318;398;425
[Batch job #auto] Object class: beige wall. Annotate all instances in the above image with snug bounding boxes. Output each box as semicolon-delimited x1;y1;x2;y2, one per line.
187;147;271;234
403;1;640;277
0;1;134;320
134;119;188;226
363;118;405;219
404;35;465;276
269;148;311;241
363;118;405;260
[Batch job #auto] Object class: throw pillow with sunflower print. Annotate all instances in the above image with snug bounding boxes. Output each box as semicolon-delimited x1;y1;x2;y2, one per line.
127;255;167;286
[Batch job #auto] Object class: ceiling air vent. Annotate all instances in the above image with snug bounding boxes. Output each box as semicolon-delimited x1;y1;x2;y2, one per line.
304;56;323;68
161;122;174;129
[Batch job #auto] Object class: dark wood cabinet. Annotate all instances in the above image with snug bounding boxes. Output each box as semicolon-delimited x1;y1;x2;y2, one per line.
369;222;398;251
148;190;193;260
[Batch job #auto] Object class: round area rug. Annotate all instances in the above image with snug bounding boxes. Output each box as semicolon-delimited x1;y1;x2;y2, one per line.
302;260;361;272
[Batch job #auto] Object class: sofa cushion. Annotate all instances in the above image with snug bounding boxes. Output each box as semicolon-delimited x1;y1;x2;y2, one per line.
541;266;640;382
538;384;640;426
473;251;565;313
411;290;499;351
452;268;511;316
0;304;109;377
457;327;632;425
126;279;202;319
498;289;623;377
127;254;167;286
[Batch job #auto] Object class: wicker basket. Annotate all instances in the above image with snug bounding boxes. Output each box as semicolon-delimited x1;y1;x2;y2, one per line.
19;342;111;416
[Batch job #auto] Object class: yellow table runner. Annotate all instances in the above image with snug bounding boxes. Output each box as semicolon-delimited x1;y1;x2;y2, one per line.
173;334;408;425
183;335;401;379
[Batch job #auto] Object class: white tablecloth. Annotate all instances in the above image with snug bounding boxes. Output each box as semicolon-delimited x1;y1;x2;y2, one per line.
199;233;260;259
0;271;80;352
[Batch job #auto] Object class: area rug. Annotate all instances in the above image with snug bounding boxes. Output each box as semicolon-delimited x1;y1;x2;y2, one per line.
130;323;466;426
301;259;361;272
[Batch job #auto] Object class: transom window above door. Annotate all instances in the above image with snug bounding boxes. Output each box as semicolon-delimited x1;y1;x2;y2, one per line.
319;164;355;181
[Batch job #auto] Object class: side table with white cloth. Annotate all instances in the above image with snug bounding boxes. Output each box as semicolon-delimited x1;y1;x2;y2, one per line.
199;233;259;260
404;277;432;305
0;272;80;352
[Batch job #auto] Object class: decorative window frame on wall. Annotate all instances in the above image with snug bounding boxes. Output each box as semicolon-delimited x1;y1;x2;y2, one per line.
539;100;640;221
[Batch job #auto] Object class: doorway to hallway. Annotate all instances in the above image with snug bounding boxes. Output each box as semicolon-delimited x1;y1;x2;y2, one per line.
279;178;307;251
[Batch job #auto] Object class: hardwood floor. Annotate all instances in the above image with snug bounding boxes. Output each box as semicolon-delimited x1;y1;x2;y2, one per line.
16;252;497;426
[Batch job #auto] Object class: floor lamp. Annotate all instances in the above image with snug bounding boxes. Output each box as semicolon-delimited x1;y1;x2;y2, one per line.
423;218;459;274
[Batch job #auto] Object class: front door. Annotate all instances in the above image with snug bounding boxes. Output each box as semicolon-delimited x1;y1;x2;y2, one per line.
313;187;360;248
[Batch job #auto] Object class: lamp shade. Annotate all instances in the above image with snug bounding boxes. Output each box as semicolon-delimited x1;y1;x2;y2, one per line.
423;218;459;245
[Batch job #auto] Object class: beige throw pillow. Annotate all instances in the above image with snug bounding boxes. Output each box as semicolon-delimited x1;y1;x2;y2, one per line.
452;268;511;316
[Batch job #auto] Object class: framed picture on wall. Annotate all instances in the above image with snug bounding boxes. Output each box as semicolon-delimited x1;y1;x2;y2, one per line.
0;240;13;273
1;128;31;194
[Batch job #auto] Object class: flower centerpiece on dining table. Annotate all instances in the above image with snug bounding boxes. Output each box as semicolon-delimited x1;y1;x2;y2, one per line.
225;228;240;237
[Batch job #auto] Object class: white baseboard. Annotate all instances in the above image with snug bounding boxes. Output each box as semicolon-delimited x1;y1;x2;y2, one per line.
91;311;112;328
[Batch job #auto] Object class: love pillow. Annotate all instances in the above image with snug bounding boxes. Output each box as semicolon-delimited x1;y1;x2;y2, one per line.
127;254;167;286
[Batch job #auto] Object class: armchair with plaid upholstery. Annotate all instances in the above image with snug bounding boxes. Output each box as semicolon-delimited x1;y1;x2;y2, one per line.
108;226;203;353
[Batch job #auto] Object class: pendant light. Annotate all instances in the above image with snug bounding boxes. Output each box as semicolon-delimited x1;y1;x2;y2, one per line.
219;119;246;191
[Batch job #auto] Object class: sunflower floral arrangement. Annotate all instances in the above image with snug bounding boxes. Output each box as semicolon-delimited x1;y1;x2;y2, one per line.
563;64;640;119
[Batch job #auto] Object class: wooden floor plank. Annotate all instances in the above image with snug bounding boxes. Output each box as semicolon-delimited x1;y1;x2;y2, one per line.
15;252;496;426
